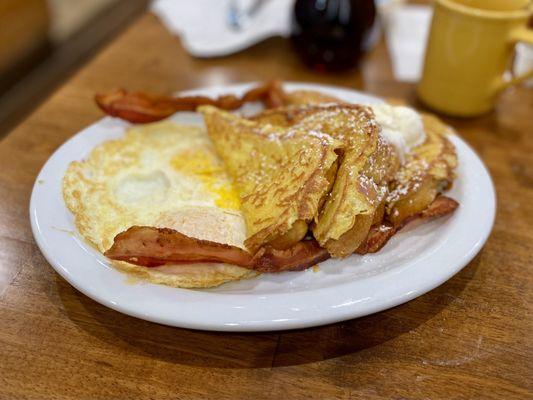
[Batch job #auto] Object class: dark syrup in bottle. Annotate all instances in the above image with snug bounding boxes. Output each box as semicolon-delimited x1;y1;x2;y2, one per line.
291;0;376;72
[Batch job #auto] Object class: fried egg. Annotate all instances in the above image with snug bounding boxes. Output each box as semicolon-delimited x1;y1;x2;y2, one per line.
63;120;255;288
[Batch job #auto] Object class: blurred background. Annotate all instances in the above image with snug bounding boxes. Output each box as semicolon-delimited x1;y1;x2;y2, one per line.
0;0;148;134
0;0;531;136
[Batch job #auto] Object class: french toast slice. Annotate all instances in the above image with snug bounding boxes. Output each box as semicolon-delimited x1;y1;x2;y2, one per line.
272;90;458;232
386;114;457;227
253;104;400;257
200;105;342;254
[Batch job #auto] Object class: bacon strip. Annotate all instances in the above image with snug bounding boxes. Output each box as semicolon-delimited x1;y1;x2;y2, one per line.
104;227;253;267
355;224;396;255
252;241;329;273
104;226;329;272
356;196;459;254
95;81;286;123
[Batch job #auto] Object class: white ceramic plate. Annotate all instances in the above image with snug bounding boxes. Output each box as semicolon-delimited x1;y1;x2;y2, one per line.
30;82;495;332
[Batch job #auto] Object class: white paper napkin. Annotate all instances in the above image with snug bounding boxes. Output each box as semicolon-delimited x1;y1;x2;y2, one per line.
151;0;294;58
380;4;432;83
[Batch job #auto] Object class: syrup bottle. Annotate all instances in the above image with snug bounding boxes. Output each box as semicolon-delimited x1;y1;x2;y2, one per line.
291;0;376;72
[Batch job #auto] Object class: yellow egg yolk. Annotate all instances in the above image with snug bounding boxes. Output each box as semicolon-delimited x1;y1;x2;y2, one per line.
171;150;241;211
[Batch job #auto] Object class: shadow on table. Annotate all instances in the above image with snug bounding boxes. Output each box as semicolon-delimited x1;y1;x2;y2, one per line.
56;255;480;369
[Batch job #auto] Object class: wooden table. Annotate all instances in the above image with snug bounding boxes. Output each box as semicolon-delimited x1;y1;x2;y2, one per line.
1;13;531;400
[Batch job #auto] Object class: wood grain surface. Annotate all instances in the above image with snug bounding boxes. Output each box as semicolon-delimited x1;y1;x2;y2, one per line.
0;0;49;74
0;12;531;400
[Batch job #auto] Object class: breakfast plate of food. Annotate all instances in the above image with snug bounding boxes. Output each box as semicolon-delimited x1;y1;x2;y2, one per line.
30;81;495;331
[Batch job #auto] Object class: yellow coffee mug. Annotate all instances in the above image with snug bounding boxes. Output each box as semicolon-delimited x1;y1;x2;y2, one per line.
417;0;533;117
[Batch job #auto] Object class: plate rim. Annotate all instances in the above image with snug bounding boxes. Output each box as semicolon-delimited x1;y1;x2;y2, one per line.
29;82;496;332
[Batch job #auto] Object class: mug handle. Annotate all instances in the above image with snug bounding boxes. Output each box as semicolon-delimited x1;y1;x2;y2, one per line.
496;26;533;92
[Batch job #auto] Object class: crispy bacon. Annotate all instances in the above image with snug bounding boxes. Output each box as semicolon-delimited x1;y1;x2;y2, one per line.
355;224;396;255
413;195;459;221
252;241;329;273
356;196;459;254
104;227;253;267
95;81;286;123
104;226;329;272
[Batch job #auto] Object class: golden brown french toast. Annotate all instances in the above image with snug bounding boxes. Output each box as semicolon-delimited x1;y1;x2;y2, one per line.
253;104;400;257
202;89;457;259
199;105;342;254
386;114;457;227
